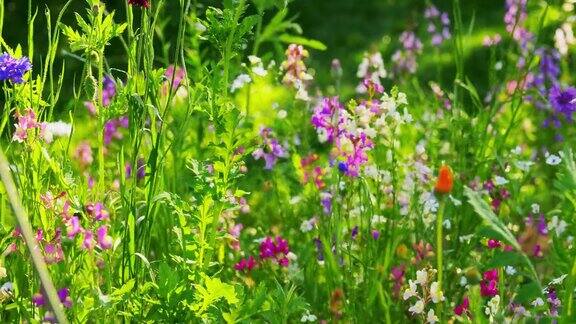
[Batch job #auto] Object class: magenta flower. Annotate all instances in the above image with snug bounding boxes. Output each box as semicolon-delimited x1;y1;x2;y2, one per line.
234;256;256;272
487;239;501;249
86;202;109;221
454;296;470;316
82;230;94;250
96;226;113;250
66;216;82;239
480;269;499;297
259;236;290;267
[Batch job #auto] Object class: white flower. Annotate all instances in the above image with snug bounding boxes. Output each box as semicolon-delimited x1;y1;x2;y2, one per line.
531;203;540;214
515;160;534;171
545;152;562;166
248;55;262;65
230;74;251;92
426;309;439;323
300;217;316;233
505;266;516;275
494;176;509;186
430;281;445;303
403;280;418;300
548;215;568;236
459;276;468;287
371;215;386;225
408;299;425;315
252;65;268;77
531;297;545;307
300;311;317;322
511;146;522;155
416;270;428;286
443;219;451;230
277;110;287;119
45;121;72;137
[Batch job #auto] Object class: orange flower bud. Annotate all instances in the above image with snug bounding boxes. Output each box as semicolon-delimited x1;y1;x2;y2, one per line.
435;165;453;194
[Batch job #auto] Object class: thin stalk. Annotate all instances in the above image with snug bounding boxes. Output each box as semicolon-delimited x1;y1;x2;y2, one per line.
0;148;69;324
436;196;446;320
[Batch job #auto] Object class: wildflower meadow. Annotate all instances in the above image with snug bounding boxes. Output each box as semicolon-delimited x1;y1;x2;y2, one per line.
1;0;576;322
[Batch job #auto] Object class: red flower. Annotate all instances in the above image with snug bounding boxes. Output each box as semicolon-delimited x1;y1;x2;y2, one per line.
435;165;453;194
128;0;150;8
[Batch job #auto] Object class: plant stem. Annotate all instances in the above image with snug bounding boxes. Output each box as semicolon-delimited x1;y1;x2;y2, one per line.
436;196;446;320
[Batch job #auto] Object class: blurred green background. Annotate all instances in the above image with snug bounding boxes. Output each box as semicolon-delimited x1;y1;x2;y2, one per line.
2;0;511;104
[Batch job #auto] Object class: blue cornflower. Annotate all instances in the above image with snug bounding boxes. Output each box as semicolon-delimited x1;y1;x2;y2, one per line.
549;85;576;120
0;53;32;84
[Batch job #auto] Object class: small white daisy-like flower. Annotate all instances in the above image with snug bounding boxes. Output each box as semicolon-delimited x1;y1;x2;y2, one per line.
505;266;517;275
408;299;425;315
300;310;317;322
545;152;562;166
459;276;468;287
531;203;540;214
230;74;251;92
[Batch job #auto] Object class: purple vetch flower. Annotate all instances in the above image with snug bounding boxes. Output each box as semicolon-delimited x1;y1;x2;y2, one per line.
96;226;113;250
252;127;288;170
66;216;82;239
234;256;256;272
311;97;347;143
320;191;332;214
547;288;561;317
102;76;116;106
351;226;359;239
392;31;422;75
86;202;109;221
57;288;73;308
0;52;32;83
371;230;380;240
313;237;324;261
82;230;94;250
549;85;576;120
259;236;290;267
424;5;451;46
103;116;129;145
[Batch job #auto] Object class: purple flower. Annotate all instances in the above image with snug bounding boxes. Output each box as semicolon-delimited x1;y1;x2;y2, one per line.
82;230;94;250
549;85;576;120
86;202;109;221
0;53;32;83
259;236;290;267
371;230;380;240
96;225;113;250
392;31;422;75
454;296;470;316
57;288;73;308
252;128;288;170
424;6;451;46
66;216;82;239
128;0;150;8
102;76;116;106
351;226;359;239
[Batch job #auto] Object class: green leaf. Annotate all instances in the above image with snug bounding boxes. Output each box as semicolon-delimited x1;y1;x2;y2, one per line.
111;279;135;298
278;34;327;51
192;275;238;315
464;187;541;288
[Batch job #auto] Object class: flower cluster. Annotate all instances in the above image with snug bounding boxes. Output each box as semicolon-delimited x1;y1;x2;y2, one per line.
392;31;422;75
281;44;313;100
356;52;387;94
480;269;499;297
252;127;288;170
0;52;31;83
424;5;451;46
104;116;129;145
259;236;290;267
402;269;444;323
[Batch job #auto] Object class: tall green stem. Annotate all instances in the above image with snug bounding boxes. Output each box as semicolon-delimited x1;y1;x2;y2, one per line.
436;196;446;320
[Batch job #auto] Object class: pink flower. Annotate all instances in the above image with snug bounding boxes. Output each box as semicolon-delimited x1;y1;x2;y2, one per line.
82;230;94;250
74;142;93;167
454;296;470;316
86;202;109;221
12;108;39;143
259;236;290;267
66;216;82;239
234;256;256;272
487;239;501;249
96;226;113;250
